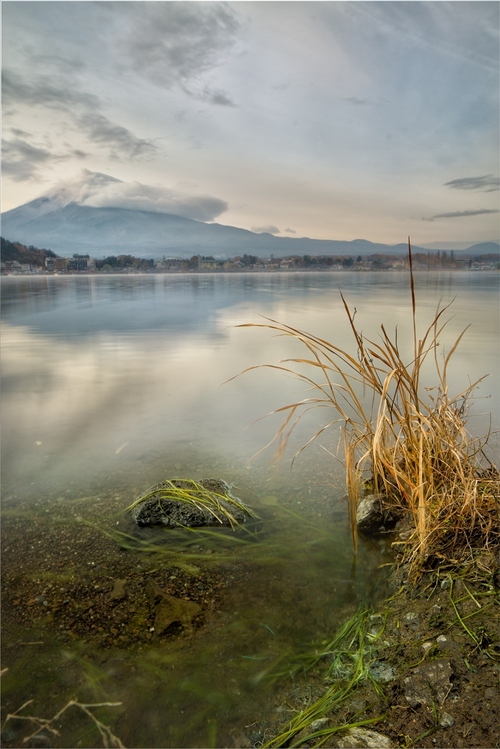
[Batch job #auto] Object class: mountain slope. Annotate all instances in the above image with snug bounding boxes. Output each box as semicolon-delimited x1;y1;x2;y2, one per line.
461;242;500;255
0;199;413;258
2;197;497;260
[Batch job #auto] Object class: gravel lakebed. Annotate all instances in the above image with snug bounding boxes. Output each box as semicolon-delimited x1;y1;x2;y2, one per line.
1;491;499;748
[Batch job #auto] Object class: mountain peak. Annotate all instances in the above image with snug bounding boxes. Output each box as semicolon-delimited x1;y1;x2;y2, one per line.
43;170;124;210
13;170;228;224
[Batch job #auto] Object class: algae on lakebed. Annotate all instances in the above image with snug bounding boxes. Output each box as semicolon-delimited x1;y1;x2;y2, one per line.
1;485;390;748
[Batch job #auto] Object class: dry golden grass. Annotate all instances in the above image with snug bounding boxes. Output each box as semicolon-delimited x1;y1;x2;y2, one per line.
236;240;499;572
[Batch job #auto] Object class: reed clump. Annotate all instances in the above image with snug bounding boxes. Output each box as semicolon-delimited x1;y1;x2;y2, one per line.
236;240;499;573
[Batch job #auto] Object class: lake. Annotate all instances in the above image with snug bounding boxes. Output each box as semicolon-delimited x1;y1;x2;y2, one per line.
1;270;499;747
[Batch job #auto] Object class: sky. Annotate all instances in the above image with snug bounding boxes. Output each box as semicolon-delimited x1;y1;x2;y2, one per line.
2;1;499;247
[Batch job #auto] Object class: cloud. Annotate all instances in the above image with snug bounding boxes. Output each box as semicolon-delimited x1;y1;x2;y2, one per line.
3;69;157;163
2;136;87;182
2;138;53;181
2;69;98;110
202;87;236;107
121;2;239;104
44;171;123;205
343;96;371;106
75;112;157;160
423;208;500;222
284;228;296;234
444;175;500;192
45;170;228;222
251;225;280;235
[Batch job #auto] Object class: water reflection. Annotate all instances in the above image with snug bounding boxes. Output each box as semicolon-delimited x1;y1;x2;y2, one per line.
2;272;499;499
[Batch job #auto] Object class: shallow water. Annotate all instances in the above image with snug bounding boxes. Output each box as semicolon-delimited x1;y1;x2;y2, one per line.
1;270;499;747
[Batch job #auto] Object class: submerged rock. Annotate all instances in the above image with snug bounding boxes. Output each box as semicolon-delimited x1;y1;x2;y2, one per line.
131;477;251;528
369;659;396;683
109;578;127;602
146;580;201;635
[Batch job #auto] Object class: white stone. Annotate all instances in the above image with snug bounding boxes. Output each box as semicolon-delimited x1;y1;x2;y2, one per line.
337;728;394;748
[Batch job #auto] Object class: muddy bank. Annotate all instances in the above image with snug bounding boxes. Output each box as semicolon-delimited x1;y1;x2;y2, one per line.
252;563;500;749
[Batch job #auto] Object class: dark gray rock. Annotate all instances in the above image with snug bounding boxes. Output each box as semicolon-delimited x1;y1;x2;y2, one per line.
131;478;250;528
404;658;453;707
356;494;400;534
369;660;396;683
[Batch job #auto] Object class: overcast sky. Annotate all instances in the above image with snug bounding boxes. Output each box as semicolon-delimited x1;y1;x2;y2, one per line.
2;1;499;246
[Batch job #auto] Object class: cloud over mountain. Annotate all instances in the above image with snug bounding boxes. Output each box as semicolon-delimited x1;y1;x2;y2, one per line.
43;170;228;222
251;225;281;235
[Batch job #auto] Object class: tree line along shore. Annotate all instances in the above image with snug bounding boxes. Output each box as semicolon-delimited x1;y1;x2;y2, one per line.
1;236;499;274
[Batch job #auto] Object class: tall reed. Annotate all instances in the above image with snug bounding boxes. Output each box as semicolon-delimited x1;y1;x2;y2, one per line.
236;240;498;569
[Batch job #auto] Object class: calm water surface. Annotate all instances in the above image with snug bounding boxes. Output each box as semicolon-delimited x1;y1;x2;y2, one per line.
2;271;498;496
1;271;499;747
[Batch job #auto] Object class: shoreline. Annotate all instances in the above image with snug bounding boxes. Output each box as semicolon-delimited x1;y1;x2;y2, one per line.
256;562;500;749
2;265;499;277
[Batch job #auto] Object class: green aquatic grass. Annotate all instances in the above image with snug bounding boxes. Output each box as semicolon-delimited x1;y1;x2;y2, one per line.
88;490;341;570
96;520;340;575
447;576;500;660
262;607;387;747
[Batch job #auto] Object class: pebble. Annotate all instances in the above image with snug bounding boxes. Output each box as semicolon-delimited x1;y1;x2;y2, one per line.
403;611;419;623
439;712;455;728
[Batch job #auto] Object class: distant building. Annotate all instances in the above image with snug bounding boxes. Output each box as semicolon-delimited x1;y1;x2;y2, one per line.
199;256;224;270
1;260;43;274
53;257;69;271
67;254;95;271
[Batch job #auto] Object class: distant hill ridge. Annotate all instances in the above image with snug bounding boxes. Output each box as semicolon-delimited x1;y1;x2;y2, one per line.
2;194;498;260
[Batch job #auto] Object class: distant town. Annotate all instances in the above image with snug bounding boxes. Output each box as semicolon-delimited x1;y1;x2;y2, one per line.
1;237;499;275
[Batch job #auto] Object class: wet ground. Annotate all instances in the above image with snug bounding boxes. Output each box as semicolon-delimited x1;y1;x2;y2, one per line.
251;567;500;749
